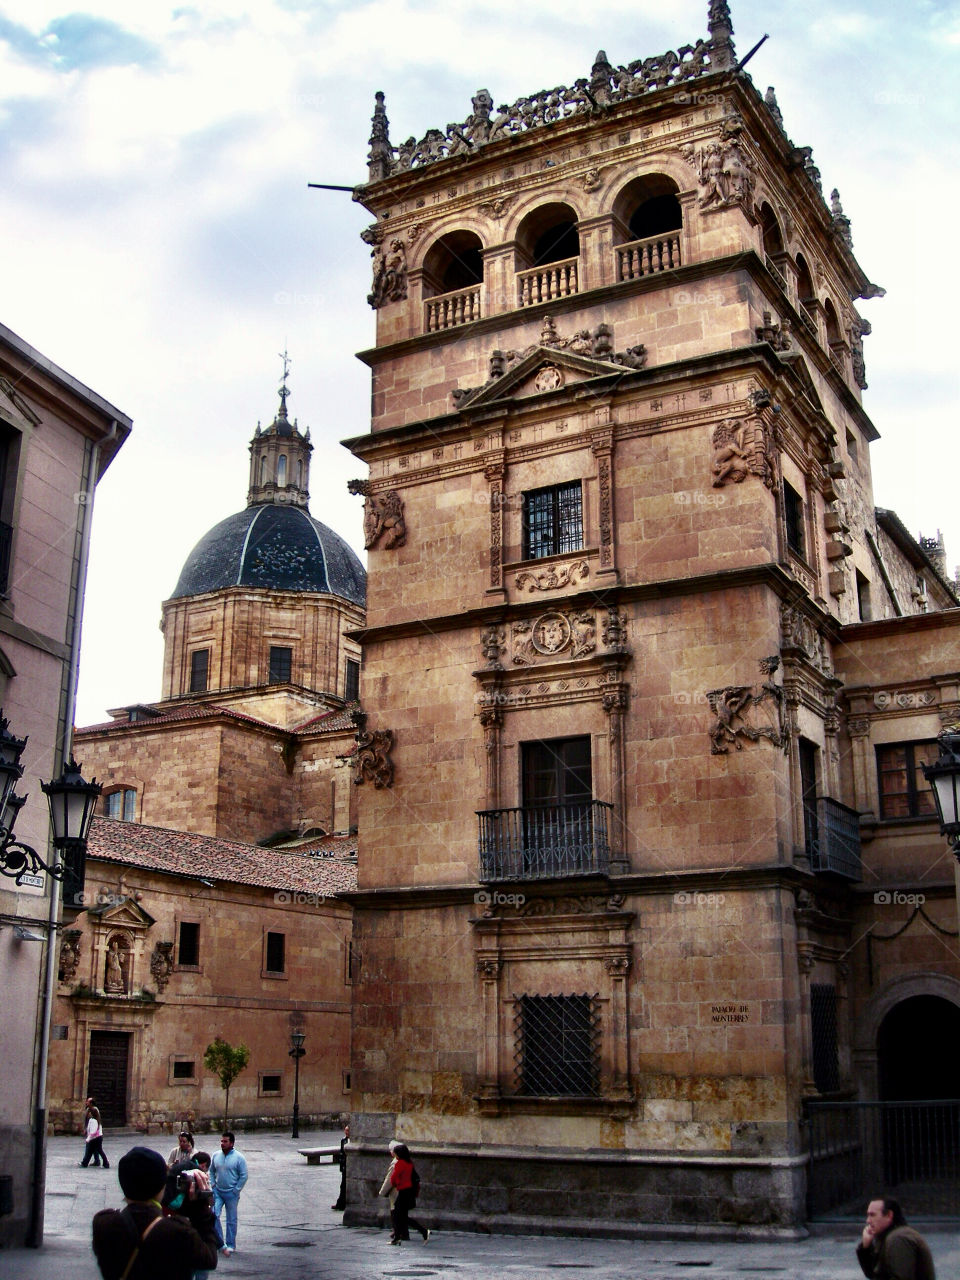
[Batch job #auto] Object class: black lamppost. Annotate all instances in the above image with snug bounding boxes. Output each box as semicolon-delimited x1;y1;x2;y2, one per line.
0;713;101;898
289;1030;306;1139
921;727;960;858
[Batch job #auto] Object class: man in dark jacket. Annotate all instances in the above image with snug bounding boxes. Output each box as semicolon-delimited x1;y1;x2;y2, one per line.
92;1146;219;1280
856;1197;935;1280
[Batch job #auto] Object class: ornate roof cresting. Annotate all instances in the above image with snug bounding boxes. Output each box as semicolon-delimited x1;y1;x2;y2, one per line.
363;2;736;182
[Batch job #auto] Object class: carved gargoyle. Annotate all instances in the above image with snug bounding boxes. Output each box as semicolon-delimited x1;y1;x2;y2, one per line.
150;941;175;993
348;478;406;550
706;656;787;754
351;710;394;788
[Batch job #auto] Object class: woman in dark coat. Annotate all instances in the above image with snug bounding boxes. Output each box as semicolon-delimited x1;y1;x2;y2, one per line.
388;1143;429;1244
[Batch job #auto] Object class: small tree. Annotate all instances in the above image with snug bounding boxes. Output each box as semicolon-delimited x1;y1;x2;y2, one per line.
203;1037;250;1125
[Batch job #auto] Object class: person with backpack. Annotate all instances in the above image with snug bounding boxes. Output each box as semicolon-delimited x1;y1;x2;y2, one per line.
383;1142;429;1245
91;1145;219;1280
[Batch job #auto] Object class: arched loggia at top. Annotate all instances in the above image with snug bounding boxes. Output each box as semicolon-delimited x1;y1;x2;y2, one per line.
515;202;581;307
612;174;683;281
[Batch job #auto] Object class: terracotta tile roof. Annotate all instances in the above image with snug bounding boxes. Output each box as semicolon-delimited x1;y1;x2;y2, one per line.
88;817;357;895
292;704;360;733
77;703;278;736
272;833;358;857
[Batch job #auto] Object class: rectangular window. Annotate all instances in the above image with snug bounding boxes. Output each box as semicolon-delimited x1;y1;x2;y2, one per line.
344;658;360;703
876;742;938;820
190;649;209;692
172;1060;195;1079
268;645;292;684
856;570;872;622
810;983;839;1093
798;738;819;862
259;1073;282;1096
784;481;805;558
177;921;200;967
265;931;285;973
515;994;599;1096
105;789;136;822
520;736;595;877
523;480;583;560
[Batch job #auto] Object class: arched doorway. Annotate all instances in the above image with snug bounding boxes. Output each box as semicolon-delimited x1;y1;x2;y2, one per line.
876;995;960;1192
879;995;960;1101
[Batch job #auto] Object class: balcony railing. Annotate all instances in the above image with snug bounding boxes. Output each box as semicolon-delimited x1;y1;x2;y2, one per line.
616;233;681;281
478;800;613;882
425;284;482;332
765;253;787;290
0;520;12;595
517;256;579;307
797;306;818;340
807;796;862;880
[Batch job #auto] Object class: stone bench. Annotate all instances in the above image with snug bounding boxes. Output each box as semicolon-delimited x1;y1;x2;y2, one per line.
298;1145;341;1165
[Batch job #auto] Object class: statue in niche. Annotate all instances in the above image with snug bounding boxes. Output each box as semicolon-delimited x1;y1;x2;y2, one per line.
104;939;127;993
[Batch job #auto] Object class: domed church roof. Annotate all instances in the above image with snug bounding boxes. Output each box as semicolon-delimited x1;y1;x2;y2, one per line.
169;369;366;606
170;504;366;605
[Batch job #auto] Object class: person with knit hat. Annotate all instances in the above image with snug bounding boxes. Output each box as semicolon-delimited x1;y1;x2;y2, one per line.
92;1145;220;1280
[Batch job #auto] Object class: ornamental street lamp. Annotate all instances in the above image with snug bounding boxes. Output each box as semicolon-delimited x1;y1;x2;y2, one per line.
0;712;102;898
289;1030;306;1139
921;727;960;857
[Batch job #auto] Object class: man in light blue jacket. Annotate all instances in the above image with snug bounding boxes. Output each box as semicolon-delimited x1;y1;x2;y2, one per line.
210;1131;248;1255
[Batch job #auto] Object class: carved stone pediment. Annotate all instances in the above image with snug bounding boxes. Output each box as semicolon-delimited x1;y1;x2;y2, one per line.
85;898;155;931
454;347;626;411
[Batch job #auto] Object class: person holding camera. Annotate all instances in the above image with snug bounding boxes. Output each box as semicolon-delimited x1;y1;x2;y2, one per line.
92;1146;219;1280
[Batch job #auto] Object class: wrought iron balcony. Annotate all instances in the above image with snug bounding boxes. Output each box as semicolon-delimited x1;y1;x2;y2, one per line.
806;796;862;880
477;800;613;882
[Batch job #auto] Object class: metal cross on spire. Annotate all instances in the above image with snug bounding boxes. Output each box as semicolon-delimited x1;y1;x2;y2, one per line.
278;346;291;419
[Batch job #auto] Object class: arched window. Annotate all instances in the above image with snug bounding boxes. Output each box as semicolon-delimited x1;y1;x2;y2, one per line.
516;203;580;306
297;459;303;488
613;174;682;280
277;454;287;487
259;454;267;485
759;202;785;257
795;254;817;336
824;298;841;346
423;231;484;331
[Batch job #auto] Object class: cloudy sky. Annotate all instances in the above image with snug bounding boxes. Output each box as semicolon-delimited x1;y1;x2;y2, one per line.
0;0;957;725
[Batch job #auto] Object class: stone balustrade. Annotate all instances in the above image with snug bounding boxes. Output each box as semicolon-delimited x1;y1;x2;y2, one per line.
616;233;682;281
425;284;483;332
517;257;579;308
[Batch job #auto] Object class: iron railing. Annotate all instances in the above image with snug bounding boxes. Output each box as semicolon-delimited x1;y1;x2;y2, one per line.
477;800;612;882
807;796;862;880
806;1100;960;1219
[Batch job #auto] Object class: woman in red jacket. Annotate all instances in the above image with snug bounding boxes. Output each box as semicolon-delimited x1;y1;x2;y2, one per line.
388;1143;429;1244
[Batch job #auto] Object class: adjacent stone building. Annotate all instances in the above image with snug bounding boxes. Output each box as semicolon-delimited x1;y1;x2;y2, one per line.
340;2;960;1235
0;321;130;1246
47;817;356;1134
75;378;366;846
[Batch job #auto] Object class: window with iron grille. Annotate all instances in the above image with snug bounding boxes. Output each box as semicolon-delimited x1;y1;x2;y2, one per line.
268;645;292;684
783;481;805;558
522;481;583;560
190;648;209;693
810;982;839;1093
876;742;938;820
513;993;600;1096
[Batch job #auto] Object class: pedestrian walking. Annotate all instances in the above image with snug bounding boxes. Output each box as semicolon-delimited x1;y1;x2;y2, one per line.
856;1196;936;1280
380;1141;429;1245
331;1119;350;1211
210;1130;248;1256
92;1145;219;1280
80;1097;109;1169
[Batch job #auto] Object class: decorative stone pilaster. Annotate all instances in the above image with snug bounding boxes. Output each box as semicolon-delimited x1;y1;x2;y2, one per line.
475;955;502;1101
486;460;506;593
603;953;633;1099
479;705;503;811
590;429;616;577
